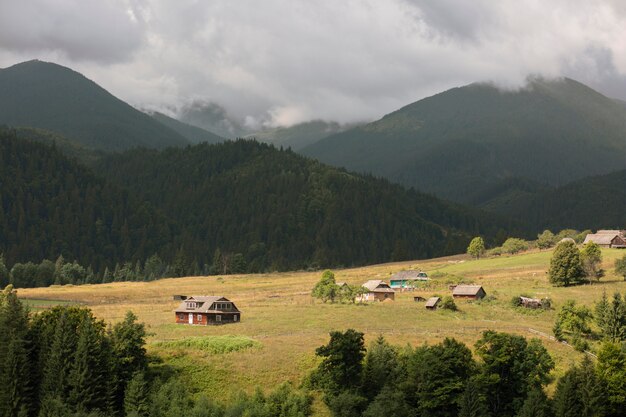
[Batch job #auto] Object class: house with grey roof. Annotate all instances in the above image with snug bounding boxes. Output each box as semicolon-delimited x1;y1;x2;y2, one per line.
174;296;241;325
389;270;429;290
356;280;395;302
583;230;626;248
452;285;486;300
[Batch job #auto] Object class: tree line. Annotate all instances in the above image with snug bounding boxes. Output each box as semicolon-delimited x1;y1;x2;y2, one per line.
310;328;626;417
1;130;522;287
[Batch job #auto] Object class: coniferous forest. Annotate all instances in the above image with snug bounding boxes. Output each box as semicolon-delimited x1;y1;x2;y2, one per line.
0;129;520;287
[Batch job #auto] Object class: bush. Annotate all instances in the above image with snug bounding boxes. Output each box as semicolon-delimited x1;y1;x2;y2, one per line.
440;296;458;311
487;247;502;257
510;296;522;307
501;238;529;254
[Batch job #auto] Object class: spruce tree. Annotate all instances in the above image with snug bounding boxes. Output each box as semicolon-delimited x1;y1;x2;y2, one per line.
458;380;489;417
124;372;149;417
516;387;552;417
67;317;106;413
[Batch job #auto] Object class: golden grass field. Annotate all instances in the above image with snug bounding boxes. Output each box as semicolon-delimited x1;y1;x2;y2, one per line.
17;248;626;402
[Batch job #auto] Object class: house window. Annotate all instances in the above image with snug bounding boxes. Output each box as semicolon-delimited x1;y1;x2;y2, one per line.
233;315;238;322
197;314;202;321
216;315;221;322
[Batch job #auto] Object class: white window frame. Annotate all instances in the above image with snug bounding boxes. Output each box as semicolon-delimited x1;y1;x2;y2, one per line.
216;315;221;322
197;314;202;321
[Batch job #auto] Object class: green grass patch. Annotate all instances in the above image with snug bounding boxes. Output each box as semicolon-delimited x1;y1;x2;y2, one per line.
20;298;78;309
153;335;261;354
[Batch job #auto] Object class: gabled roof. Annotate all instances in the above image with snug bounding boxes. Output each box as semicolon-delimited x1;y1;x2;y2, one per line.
389;270;429;281
596;230;622;234
362;280;394;293
584;233;622;245
452;285;485;296
174;296;240;313
425;297;441;307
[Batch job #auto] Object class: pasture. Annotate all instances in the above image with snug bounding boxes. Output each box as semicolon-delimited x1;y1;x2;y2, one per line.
17;248;626;399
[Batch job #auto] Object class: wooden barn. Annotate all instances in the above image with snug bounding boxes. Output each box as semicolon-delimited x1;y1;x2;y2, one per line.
356;280;395;302
452;285;486;300
583;231;626;248
389;270;429;290
425;297;441;310
174;296;241;325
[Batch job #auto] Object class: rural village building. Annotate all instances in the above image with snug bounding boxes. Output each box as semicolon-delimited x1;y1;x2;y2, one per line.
583;230;626;248
174;296;241;325
425;297;441;310
452;285;486;300
356;280;395;302
389;270;429;290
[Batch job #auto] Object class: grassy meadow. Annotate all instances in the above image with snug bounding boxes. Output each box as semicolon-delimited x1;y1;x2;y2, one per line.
17;248;626;400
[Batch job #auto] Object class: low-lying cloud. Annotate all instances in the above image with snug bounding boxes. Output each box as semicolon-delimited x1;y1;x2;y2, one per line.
1;0;625;127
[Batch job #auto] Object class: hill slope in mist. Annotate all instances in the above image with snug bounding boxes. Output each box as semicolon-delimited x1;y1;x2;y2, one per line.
303;77;626;204
0;60;189;151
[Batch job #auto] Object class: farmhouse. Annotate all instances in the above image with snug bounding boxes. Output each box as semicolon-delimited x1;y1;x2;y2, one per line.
174;296;241;325
583;230;626;248
389;270;429;290
425;297;441;310
452;285;486;300
356;280;395;302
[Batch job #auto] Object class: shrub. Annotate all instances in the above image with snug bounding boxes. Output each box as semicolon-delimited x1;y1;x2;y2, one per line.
501;238;529;254
440;296;458;311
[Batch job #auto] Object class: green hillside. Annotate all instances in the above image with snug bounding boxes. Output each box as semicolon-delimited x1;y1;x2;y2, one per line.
247;120;354;150
0;129;180;272
510;169;626;231
0;60;189;151
150;111;223;144
97;140;520;271
303;77;626;204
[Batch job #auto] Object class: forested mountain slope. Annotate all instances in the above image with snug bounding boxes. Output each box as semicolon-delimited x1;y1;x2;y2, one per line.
510;169;626;231
0;60;189;151
0;130;180;272
303;77;626;204
97;140;520;271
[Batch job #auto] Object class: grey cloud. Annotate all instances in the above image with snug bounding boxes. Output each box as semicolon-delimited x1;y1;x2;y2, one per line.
0;0;145;63
1;0;625;126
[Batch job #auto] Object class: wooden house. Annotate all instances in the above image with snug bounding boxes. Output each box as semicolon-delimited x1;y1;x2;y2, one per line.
425;297;441;310
356;280;395;302
174;296;241;325
583;231;626;248
389;270;429;290
452;285;486;300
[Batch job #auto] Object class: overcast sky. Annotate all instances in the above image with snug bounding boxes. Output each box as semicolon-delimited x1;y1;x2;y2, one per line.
1;0;626;128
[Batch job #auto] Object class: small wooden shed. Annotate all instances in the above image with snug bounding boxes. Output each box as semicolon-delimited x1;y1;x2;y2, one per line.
425;297;441;310
452;285;486;300
519;296;542;309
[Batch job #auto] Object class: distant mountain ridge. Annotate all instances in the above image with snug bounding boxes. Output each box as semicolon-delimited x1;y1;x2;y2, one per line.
0;60;190;151
303;77;626;204
246;120;356;150
149;111;223;144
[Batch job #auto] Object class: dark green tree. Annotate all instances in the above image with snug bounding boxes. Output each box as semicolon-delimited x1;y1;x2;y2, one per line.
314;329;366;393
516;387;552;417
124;372;149;417
458;379;489;417
474;331;554;417
580;242;603;281
548;241;584;287
361;336;399;399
